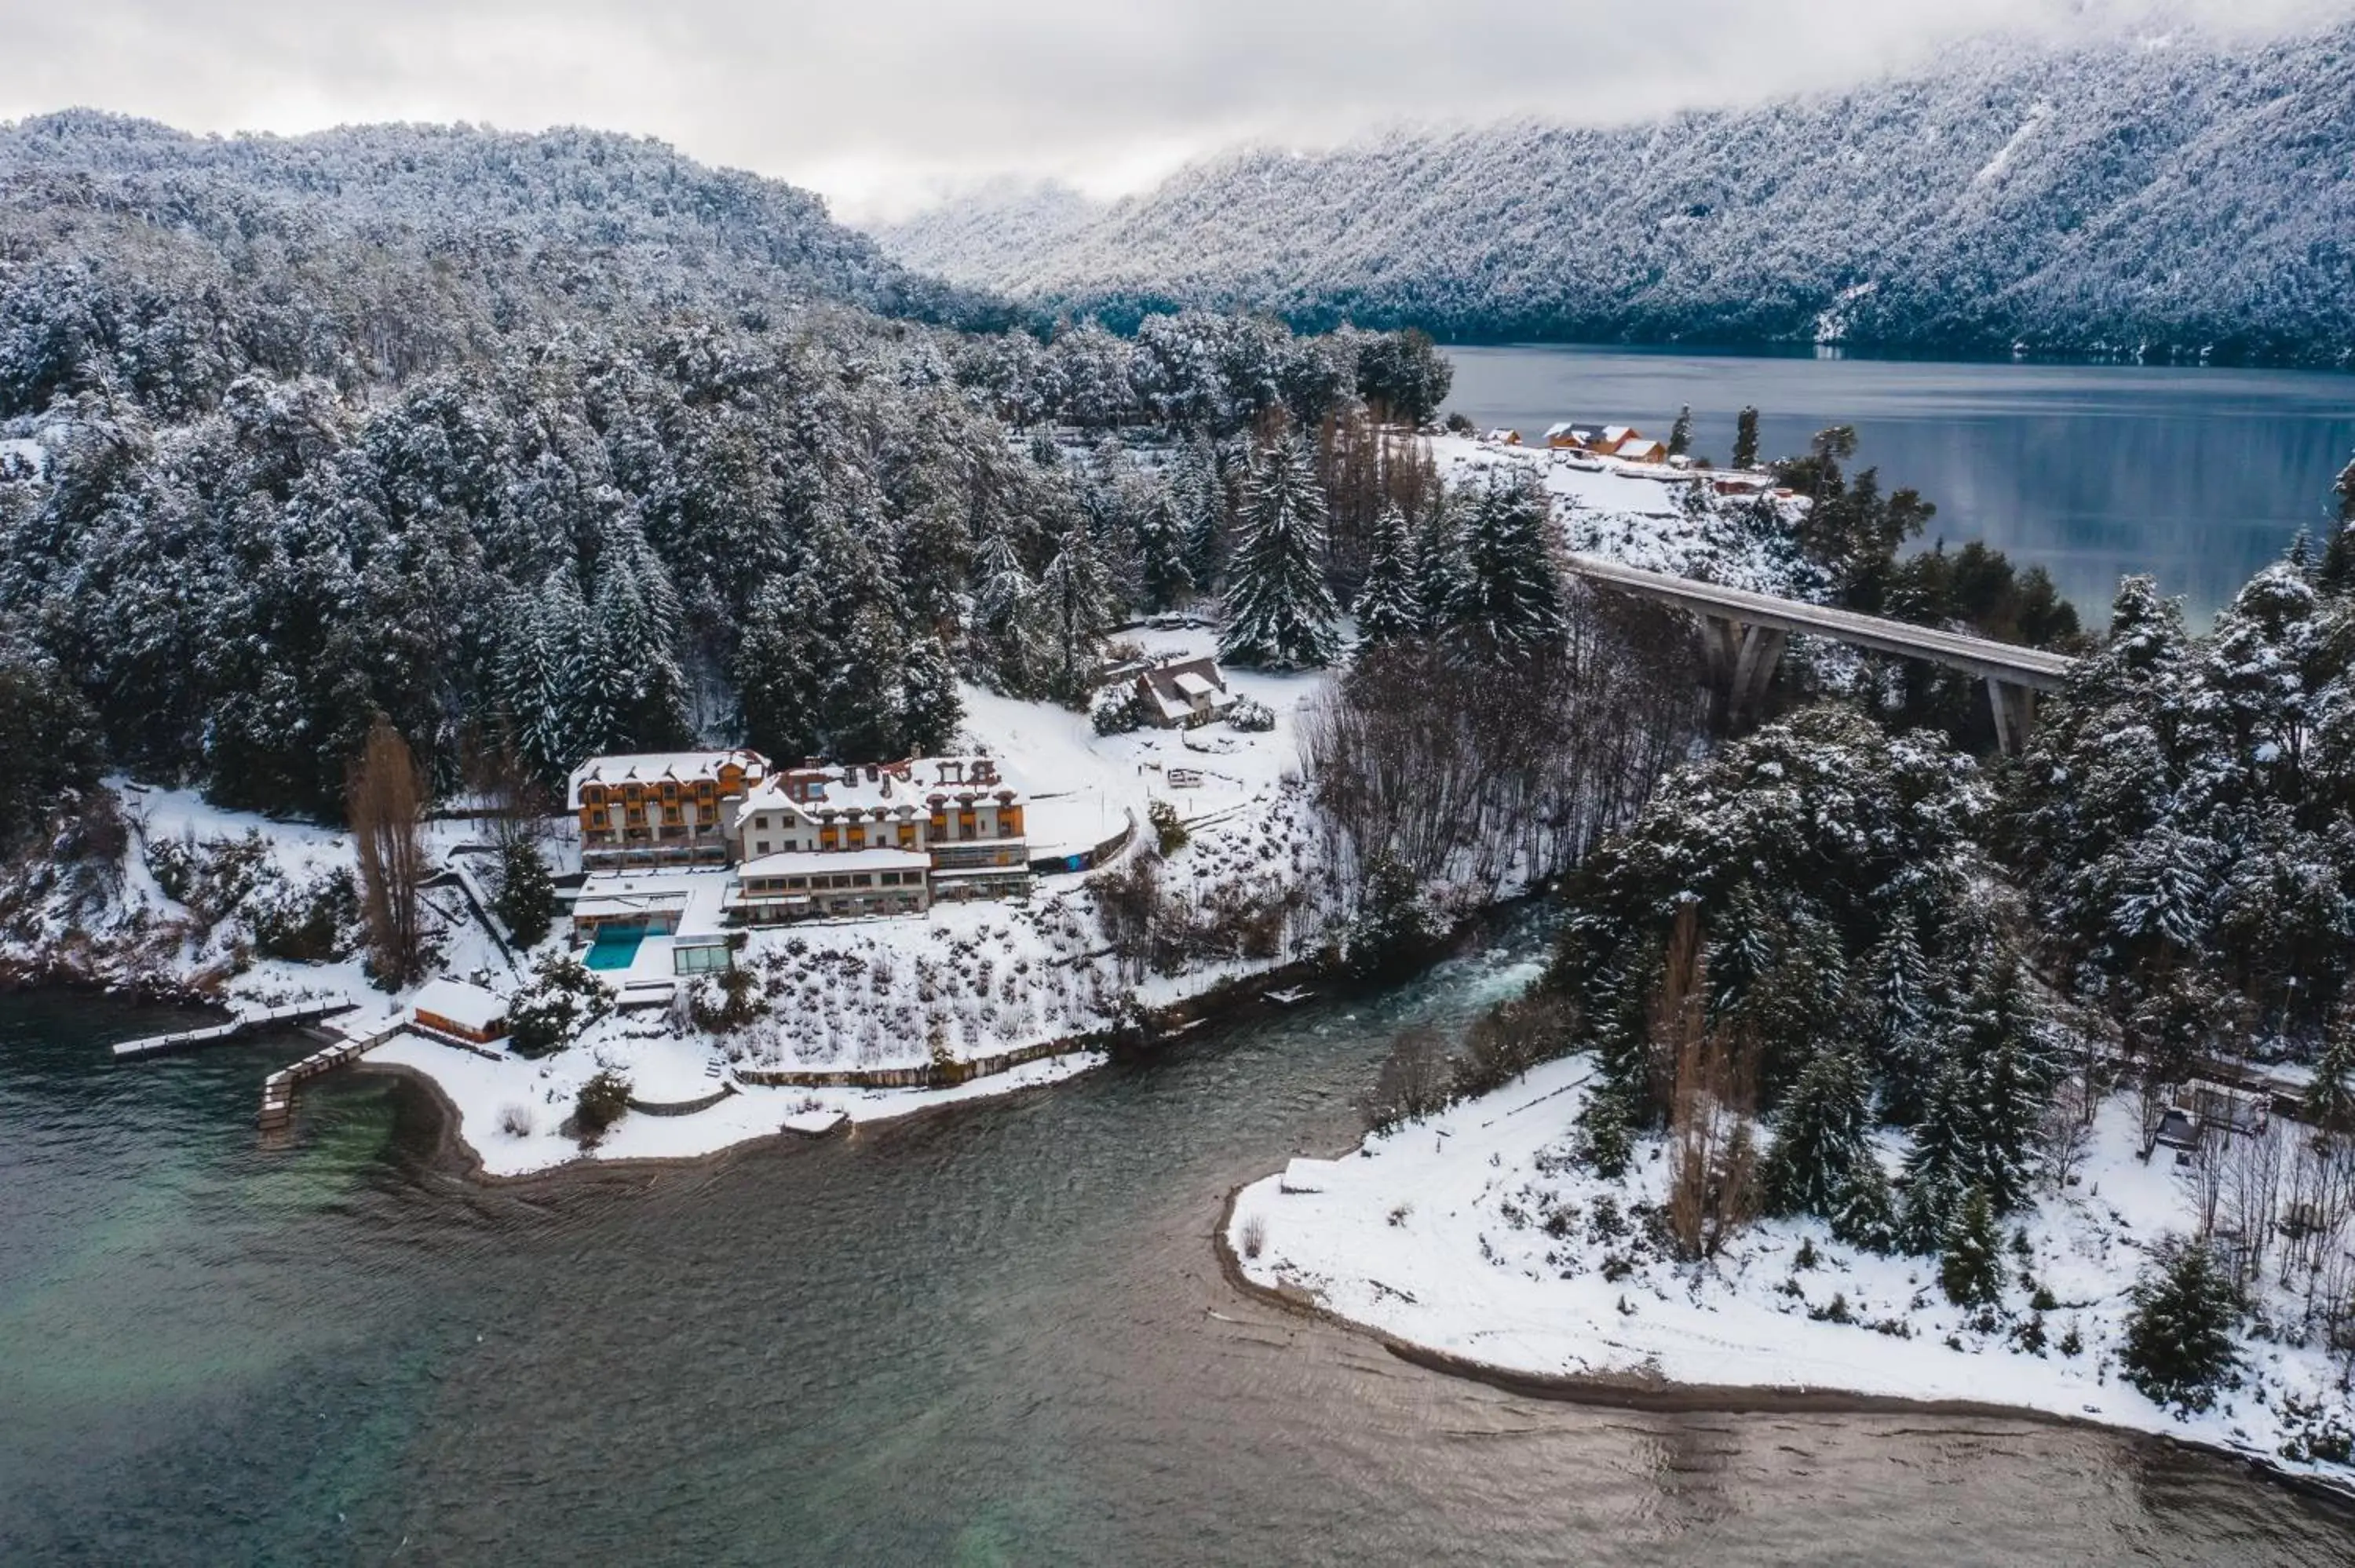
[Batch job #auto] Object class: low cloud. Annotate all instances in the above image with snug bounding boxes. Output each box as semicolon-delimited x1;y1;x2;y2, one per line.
2;0;2346;218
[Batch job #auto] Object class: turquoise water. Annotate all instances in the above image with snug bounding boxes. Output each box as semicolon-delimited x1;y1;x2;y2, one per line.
584;924;646;970
1443;345;2355;622
5;955;2354;1563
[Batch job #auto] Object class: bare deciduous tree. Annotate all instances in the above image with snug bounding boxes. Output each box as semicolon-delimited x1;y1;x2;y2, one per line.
349;713;430;987
1302;589;1700;907
1657;906;1759;1261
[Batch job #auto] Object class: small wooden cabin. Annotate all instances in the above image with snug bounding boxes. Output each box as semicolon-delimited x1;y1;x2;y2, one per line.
412;978;509;1045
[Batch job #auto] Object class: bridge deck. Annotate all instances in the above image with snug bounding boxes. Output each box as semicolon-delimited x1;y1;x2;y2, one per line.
1564;553;2076;691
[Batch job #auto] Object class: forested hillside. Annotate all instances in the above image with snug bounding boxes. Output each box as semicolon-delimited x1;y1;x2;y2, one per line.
876;22;2355;365
0;109;1008;415
0;112;1456;840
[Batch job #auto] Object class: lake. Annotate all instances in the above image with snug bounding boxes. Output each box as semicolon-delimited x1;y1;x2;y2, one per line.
7;950;2354;1566
1440;345;2355;622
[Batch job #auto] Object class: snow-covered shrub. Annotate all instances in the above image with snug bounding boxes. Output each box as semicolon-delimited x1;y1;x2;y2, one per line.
1239;1214;1267;1260
248;866;359;962
497;1102;534;1138
146;830;272;932
1225;695;1275;733
1360;1024;1453;1133
572;1070;633;1141
1091;685;1151;735
688;966;761;1034
2122;1238;2247;1413
1452;994;1568;1100
1147;798;1188;857
1340;851;1443;983
507;953;614;1058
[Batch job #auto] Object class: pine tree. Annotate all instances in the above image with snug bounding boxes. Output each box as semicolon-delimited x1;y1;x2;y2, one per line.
1861;918;1938;1124
735;574;830;763
1902;982;2043;1250
1938;1184;2005;1308
2316;450;2355;596
1172;436;1229;592
968;527;1050;697
1353;502;1422;647
1135;487;1195;611
581;529;691;752
493;837;555;948
2303;997;2355;1135
1762;1043;1875;1220
1412;501;1469;633
1829;1153;1897;1253
498;571;583;779
1668;404;1693;458
1219;432;1341;670
900;635;964;756
1039;523;1115;701
1732;407;1762;471
2121;1239;2245;1413
1448;470;1566;658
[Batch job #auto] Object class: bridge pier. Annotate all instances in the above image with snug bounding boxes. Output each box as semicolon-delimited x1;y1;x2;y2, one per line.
1986;676;2037;757
1700;615;1787;731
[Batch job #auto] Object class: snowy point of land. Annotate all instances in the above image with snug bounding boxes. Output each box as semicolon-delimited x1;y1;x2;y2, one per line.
63;628;1337;1179
1228;1055;2355;1493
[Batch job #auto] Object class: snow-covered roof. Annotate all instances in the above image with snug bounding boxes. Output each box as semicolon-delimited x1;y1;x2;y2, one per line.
1601;425;1636;444
1543;421;1577;438
573;892;690;918
412;978;506;1032
743;755;1018;821
568;749;768;808
1138;656;1232;721
736;847;933;878
1616;436;1665;458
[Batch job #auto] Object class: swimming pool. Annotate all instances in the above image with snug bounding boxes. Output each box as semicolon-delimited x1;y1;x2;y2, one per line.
584;924;648;971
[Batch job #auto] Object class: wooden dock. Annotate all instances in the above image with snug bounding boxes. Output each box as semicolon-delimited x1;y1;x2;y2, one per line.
257;1012;408;1130
112;1000;361;1061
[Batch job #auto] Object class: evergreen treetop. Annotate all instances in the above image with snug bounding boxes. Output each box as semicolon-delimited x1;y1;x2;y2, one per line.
1218;432;1342;671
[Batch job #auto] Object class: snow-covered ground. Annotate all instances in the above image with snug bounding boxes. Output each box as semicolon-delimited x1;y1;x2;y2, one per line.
370;1031;1108;1176
42;630;1340;1177
1430;433;1821;599
1229;1053;2355;1491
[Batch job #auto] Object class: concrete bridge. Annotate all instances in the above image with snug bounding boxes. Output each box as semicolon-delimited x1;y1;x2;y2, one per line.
1564;553;2078;753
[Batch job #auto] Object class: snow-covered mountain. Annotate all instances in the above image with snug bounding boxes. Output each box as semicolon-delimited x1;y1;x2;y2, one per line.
874;23;2355;364
0;110;1006;414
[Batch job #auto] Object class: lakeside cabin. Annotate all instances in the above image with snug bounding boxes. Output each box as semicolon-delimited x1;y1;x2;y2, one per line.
411;978;509;1045
1613;435;1670;465
1134;655;1236;729
1483;428;1522;445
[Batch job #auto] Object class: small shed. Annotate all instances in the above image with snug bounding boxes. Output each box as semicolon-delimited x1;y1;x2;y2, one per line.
1483;428;1523;446
412;979;509;1044
1614;436;1670;465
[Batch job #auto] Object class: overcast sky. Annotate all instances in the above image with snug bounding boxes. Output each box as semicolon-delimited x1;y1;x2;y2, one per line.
2;0;2346;221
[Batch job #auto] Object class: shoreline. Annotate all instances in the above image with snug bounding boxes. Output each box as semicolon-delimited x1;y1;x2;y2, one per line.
1208;1183;2355;1512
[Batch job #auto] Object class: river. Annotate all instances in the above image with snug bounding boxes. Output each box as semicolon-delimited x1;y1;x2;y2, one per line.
6;939;2353;1566
1441;345;2355;622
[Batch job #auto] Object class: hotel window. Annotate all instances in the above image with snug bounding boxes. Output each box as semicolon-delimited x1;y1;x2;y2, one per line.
755;840;770;855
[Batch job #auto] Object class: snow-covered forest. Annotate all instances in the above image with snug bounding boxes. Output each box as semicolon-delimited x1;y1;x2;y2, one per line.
1233;530;2355;1477
0;112;1448;837
878;20;2355;365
